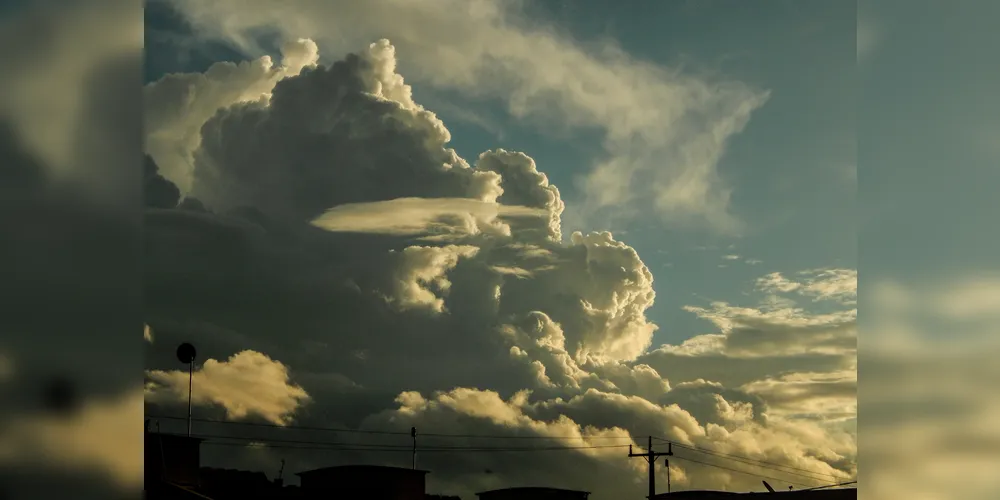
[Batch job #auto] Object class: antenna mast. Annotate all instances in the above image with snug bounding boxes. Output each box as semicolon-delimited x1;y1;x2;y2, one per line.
176;343;197;436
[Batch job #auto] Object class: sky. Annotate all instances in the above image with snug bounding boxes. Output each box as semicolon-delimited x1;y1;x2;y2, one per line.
143;0;857;347
857;1;1000;498
135;0;859;497
0;0;997;499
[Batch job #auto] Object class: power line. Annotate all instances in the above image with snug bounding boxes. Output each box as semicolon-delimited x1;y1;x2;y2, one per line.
192;431;839;485
675;449;837;484
193;433;422;449
671;445;839;482
196;429;837;483
418;431;631;440
199;438;630;453
202;441;416;453
148;414;638;440
668;453;816;489
191;432;628;451
150;415;410;436
149;414;849;483
652;437;845;481
798;480;858;492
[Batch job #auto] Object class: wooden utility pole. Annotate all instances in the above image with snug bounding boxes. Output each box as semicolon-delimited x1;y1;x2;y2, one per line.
629;436;673;499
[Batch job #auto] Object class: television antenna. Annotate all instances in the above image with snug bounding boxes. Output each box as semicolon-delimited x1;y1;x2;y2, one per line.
176;342;197;436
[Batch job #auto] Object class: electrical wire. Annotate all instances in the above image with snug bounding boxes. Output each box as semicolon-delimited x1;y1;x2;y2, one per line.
197;435;848;489
199;438;631;453
147;414;638;440
191;432;629;451
670;445;839;483
797;480;857;491
150;415;410;436
667;453;816;488
147;414;850;483
652;436;846;481
674;451;837;484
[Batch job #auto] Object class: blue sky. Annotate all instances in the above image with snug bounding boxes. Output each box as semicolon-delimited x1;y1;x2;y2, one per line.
860;0;1000;285
144;0;856;347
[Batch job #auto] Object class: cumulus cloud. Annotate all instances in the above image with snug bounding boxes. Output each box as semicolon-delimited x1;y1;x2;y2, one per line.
741;371;857;421
163;0;768;233
635;285;856;431
679;301;856;357
145;350;310;425
354;387;851;497
142;40;853;496
144;37;319;194
383;245;480;314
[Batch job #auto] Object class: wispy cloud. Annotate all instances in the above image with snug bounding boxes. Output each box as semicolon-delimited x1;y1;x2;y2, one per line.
415;92;507;141
756;269;857;305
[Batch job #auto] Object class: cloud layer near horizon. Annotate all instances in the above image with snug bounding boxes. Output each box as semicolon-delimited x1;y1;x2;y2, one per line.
142;38;855;498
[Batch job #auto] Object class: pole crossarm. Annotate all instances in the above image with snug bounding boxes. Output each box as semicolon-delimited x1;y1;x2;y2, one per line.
629;437;674;498
628;449;673;459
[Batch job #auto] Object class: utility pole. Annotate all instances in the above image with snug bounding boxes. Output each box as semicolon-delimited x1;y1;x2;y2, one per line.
629;436;674;499
275;459;285;487
411;427;417;469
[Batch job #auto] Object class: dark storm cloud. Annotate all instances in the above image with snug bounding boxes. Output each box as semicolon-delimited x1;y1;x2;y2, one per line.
144;155;180;208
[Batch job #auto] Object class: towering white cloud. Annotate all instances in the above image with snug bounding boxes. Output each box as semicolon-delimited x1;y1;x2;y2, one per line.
164;0;768;233
144;38;319;194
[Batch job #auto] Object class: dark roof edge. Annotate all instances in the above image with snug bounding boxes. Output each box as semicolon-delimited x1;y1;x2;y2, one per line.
475;487;592;495
146;433;206;443
295;465;431;476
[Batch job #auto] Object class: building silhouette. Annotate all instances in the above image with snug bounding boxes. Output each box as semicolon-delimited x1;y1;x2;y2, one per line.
200;467;291;499
476;487;591;500
143;425;852;500
145;426;441;500
145;431;212;499
296;465;430;500
650;489;856;499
